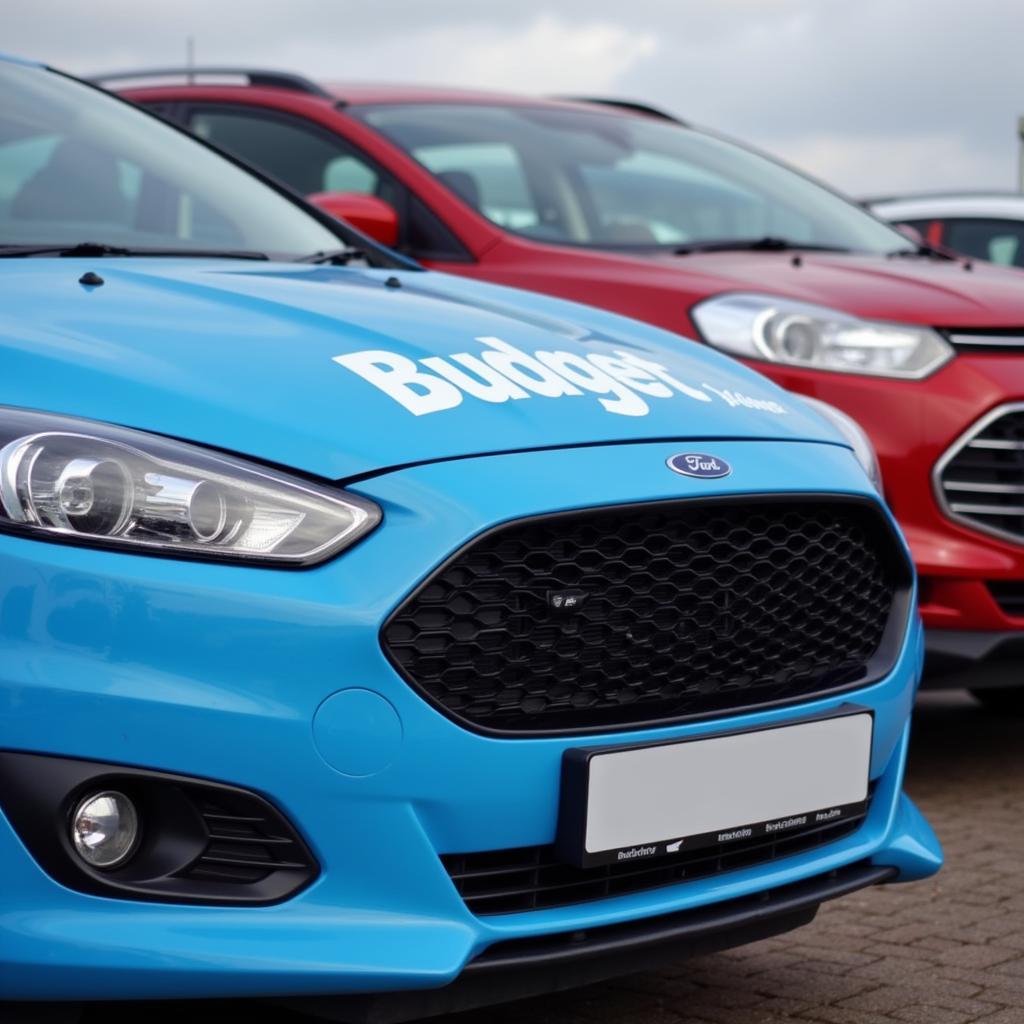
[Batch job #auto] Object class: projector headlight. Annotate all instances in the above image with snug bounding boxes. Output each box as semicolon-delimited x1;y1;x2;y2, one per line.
0;408;380;566
692;293;953;379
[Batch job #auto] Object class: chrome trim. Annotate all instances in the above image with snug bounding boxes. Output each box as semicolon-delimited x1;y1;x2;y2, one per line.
948;333;1024;348
944;480;1024;494
968;438;1024;450
933;402;1024;548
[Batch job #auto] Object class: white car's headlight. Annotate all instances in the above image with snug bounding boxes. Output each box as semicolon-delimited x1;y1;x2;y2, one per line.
692;293;953;379
0;409;380;566
796;395;883;493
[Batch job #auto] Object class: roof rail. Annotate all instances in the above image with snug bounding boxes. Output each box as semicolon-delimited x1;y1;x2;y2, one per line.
89;67;332;98
554;96;686;125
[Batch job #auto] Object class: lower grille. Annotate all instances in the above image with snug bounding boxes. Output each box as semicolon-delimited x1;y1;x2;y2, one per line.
442;806;869;916
937;404;1024;546
989;581;1024;617
383;496;908;735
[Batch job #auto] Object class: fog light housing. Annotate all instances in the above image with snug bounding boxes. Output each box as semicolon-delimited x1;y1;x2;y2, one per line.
71;790;139;869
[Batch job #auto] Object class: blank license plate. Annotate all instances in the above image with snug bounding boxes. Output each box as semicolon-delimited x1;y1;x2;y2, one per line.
556;710;872;868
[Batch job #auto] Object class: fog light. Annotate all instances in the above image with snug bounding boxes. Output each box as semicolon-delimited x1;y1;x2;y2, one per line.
71;791;139;869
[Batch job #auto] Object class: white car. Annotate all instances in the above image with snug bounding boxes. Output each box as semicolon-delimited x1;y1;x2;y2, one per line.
868;192;1024;268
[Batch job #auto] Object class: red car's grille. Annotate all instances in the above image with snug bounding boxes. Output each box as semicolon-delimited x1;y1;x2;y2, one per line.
937;404;1024;547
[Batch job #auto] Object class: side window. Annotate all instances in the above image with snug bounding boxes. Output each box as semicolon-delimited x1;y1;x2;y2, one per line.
190;108;380;198
185;105;471;262
942;218;1024;268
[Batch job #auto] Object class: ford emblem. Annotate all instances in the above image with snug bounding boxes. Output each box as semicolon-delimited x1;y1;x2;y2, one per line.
667;453;732;479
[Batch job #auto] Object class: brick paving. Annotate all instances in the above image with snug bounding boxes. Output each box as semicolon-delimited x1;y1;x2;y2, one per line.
84;691;1023;1024
453;691;1024;1024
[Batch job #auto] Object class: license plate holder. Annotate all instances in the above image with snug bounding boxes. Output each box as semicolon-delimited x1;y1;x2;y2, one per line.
555;707;873;868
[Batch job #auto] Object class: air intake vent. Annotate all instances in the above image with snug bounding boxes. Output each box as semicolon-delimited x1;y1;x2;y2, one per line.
382;496;910;735
936;404;1024;546
179;791;315;887
443;800;870;916
988;581;1024;617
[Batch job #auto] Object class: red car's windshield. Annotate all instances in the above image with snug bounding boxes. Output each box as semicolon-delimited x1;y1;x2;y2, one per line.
356;103;913;255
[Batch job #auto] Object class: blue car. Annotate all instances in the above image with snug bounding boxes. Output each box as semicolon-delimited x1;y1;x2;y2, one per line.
0;55;940;1021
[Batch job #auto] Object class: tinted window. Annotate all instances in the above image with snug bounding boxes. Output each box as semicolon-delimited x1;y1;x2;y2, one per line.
185;105;469;262
943;218;1024;267
191;108;381;198
357;103;913;254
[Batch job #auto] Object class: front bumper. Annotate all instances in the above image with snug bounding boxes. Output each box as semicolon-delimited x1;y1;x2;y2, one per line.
922;628;1024;689
764;353;1024;687
0;440;940;1002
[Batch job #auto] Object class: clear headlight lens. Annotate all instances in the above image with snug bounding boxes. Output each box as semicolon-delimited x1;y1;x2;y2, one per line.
797;395;883;493
0;409;380;566
692;293;954;379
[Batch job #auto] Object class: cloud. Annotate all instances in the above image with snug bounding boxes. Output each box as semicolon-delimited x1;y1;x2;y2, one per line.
269;13;659;95
779;131;1005;197
4;0;1024;193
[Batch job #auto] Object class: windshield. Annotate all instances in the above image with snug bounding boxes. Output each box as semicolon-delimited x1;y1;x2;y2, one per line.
0;61;344;258
357;103;912;254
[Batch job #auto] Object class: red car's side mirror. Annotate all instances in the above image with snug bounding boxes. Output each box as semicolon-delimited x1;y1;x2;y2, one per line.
307;191;400;248
896;222;924;245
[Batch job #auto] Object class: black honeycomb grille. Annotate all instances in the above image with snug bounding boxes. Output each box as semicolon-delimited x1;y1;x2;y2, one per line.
382;497;907;735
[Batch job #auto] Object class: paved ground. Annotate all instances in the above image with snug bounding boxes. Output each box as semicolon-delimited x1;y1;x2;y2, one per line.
448;692;1024;1024
82;691;1024;1024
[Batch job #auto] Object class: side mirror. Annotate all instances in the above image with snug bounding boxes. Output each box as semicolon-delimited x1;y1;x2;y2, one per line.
307;192;400;248
896;222;924;245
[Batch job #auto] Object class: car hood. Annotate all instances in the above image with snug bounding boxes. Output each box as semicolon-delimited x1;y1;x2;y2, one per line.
648;249;1024;325
0;260;842;480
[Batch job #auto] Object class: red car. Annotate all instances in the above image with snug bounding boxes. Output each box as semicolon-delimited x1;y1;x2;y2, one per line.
104;67;1024;709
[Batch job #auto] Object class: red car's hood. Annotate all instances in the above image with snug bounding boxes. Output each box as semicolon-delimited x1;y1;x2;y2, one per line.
644;250;1024;327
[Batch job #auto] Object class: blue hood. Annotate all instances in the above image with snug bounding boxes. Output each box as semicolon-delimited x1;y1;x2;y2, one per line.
0;260;841;479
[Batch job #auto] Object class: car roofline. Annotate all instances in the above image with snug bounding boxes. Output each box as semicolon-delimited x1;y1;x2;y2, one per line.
94;66;687;122
89;66;334;98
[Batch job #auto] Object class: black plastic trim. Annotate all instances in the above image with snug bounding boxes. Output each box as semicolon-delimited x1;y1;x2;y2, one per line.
923;628;1024;691
286;861;895;1023
380;493;914;738
89;67;333;98
0;751;319;905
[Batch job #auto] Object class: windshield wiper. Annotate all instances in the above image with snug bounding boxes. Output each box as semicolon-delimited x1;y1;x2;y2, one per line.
295;247;369;265
886;243;956;261
0;242;270;260
673;236;853;256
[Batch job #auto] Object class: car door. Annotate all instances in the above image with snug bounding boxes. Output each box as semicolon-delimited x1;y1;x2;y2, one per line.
152;102;473;263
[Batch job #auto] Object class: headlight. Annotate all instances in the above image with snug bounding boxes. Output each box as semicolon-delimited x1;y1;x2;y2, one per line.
796;395;883;493
692;293;953;379
0;409;380;566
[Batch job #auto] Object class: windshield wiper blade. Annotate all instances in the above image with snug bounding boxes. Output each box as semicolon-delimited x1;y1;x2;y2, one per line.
673;236;853;256
886;243;956;261
295;247;369;265
0;242;269;260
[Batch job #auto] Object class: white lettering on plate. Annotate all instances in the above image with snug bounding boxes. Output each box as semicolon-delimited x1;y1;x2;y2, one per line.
332;337;788;418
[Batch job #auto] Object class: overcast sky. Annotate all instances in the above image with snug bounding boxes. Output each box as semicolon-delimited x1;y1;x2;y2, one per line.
5;0;1023;196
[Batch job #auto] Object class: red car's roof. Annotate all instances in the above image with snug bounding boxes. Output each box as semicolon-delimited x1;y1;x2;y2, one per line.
324;82;584;108
101;67;672;119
